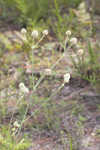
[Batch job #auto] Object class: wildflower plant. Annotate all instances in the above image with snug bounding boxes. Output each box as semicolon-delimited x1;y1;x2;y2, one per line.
64;30;100;92
1;1;99;149
7;28;100;149
14;28;73;132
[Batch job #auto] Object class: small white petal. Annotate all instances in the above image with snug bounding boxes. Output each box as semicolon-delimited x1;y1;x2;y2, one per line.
64;73;70;83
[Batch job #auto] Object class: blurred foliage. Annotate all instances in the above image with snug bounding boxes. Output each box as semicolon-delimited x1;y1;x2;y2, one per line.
0;0;82;27
0;126;30;150
55;0;83;8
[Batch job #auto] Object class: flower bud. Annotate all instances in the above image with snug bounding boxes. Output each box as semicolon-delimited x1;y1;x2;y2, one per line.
13;121;20;128
45;69;52;75
66;30;71;36
70;37;77;45
31;30;39;39
64;73;70;83
21;28;27;34
19;82;29;94
77;49;84;55
42;29;48;36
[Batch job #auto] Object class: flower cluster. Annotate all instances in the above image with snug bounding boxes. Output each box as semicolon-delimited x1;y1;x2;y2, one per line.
66;30;71;36
70;37;77;45
63;30;85;84
20;28;49;52
21;28;48;39
21;28;27;35
19;82;29;94
65;30;84;56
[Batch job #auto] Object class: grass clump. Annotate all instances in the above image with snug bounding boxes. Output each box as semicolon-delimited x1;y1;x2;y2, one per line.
0;126;30;150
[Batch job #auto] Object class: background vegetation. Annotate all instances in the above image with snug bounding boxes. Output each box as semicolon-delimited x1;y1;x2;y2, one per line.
0;0;100;149
0;0;82;26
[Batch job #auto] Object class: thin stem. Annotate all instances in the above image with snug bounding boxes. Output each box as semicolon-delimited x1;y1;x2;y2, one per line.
21;83;64;124
31;49;34;89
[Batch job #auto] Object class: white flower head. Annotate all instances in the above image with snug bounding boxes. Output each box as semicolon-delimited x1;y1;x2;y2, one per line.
31;30;39;39
66;30;71;36
45;69;52;75
42;29;48;36
70;37;77;45
19;82;29;94
21;28;27;34
64;73;70;83
77;49;84;55
13;121;20;128
91;132;95;136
